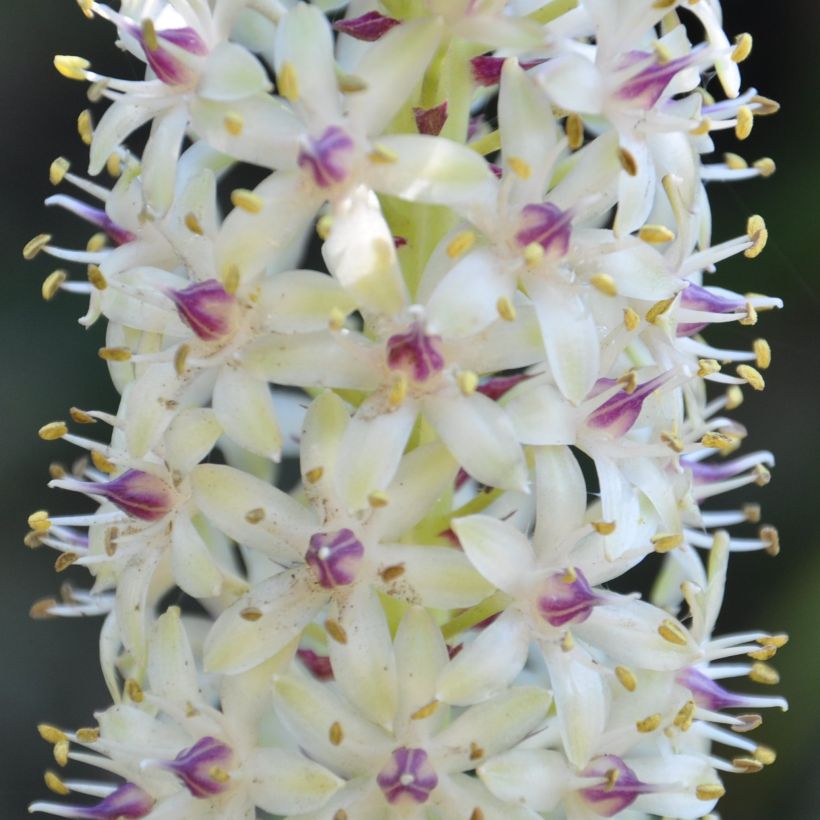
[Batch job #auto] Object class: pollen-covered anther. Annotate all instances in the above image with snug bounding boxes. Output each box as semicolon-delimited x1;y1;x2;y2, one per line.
53;739;69;767
617;146;638;176
39;421;68;441
38;724;67;745
754;157;776;177
507;157;532;179
696;784;726;801
184;212;204;235
725;385;744;410
753;338;772;369
736;105;754;140
523;241;544;267
244;508;265;524
54;552;79;572
674;700;696;731
615;665;637;692
496;296;516;321
98;346;132;362
754;745;777;765
690;118;712;136
733;757;764;774
753;464;771;486
90;450;116;474
106;153;122;177
724;152;748;170
388;373;408;408
368;491;390;508
745;214;768;258
239;607;263;621
623;307;640;331
747;644;777;661
736;364;765;391
224;111;244;135
638;224;675;244
592;520;616;535
566;113;584;149
76;727;100;743
54;55;90;80
636;713;662;733
124;678;144;703
85;264;107;290
49;156;70;185
646;296;675;323
651;532;683;553
329;721;344;746
590;273;617;296
174;344;190;375
697;358;721;377
277;61;299;101
325;618;348;644
305;466;324;484
380;563;405;582
42;270;67;301
231;189;264;214
23;233;52;260
701;431;738;450
457;370;479;396
368;143;399;164
446;230;476;259
77;110;94;145
660;430;684;452
759;633;789;648
316;214;333;240
749;662;780;685
760;524;780;556
44;770;70;796
411;700;439;720
658;619;689;645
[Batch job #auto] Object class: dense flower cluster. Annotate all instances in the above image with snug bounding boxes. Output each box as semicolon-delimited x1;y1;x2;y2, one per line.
26;0;787;817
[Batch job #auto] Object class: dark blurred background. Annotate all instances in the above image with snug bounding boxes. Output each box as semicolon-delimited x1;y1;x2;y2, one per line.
2;2;817;817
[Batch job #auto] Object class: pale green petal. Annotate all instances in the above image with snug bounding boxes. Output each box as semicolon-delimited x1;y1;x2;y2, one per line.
164;407;222;474
89;97;166;176
142;105;189;215
434;772;541;820
198;42;271;101
147;605;204;705
503;379;577;446
532;446;586;558
171;512;225;598
478;748;569;812
123;363;181;458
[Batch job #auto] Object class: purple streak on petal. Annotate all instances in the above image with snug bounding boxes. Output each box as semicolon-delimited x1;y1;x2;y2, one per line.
683;456;754;484
333;11;400;41
48;196;135;244
586;372;670;438
677;283;745;336
167;279;239;342
165;736;234;798
157;27;209;55
477;373;533;402
126;23;206;85
45;783;155;819
579;755;655;817
305;528;365;589
386;322;445;382
78;470;175;521
537;568;600;627
515;203;572;257
377;747;438;804
676;667;753;711
616;50;699;108
470;55;547;87
298;126;355;189
413;102;448;136
297;647;334;680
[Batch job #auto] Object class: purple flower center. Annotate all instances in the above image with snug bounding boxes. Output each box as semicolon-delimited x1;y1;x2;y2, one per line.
616;50;698;109
586;372;670;438
129;23;208;85
168;279;239;342
676;667;747;711
332;11;400;42
298;126;355;189
537;568;600;627
305;528;365;588
677;282;744;337
164;736;234;798
515;203;572;258
47;195;135;245
579;755;654;817
62;469;175;522
386;322;445;383
377;747;438;804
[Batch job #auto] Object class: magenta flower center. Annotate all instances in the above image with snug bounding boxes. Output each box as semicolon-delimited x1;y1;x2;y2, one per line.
298;126;355;189
168;279;240;342
305;528;365;588
537;568;600;627
377;747;438;804
579;755;654;817
129;23;208;85
586;372;670;438
515;203;572;257
164;736;234;798
386;322;445;383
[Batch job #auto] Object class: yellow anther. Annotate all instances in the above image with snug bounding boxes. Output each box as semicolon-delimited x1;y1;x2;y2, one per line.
757;633;788;648
244;508;265;525
379;563;405;582
76;727;100;743
619;370;638;394
141;18;159;51
751;94;780;116
106;153;122;178
316;214;333;240
174;344;191;376
224;111;244;135
24;530;45;549
231;189;264;214
652;40;672;63
87;264;107;290
54;55;90;81
55;552;79;572
753;157;776;177
469;129;501;156
732;32;753;63
305;466;324;484
208;766;230;784
469;741;484;761
328;306;346;331
277;62;299;101
508;156;532;179
77;0;94;18
325;618;348;644
725;385;744;410
592;520;616;535
658;619;689;646
697;358;721;377
42;270;67;301
388;373;408;408
701;431;737;450
184;212;204;235
651;532;683;553
614;665;636;692
469;809;485;820
87;79;109;103
636;713;662;733
329;721;344;745
560;566;577;584
368;143;400;164
748;644;777;661
646;297;675;323
240;607;263;621
733;757;764;774
39;421;68;441
696;784;726;801
560;630;575;651
457;370;479;396
98;346;132;362
411;700;440;720
337;71;367;93
23;233;52;260
638;224;675;244
753;464;771;487
660;431;684;453
446;230;476;259
590;273;617;297
496;295;517;322
86;232;107;253
44;770;70;796
90;450;116;474
760;525;780;556
749;661;780;685
617;146;638;177
566;113;584;150
652;0;677;8
623;307;640;331
674;700;696;731
736;364;765;391
223;264;240;295
53;739;70;767
754;745;777;765
49;157;71;185
752;338;771;370
732;714;762;733
368;491;390;508
742;502;761;524
77;110;94;145
723;152;748;170
523;241;544;267
38;724;68;745
735;105;754;140
745;214;768;258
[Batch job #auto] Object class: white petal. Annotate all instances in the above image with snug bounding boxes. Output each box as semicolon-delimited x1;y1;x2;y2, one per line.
533;446;587;558
171;513;225;598
142;105;189;216
436;610;530;705
198;41;271;101
434;772;540;820
147;605;203;705
123;363;180;457
164;407;222;474
479;748;569;812
89;97;166;175
535;53;604;114
451;514;535;594
614;137;655;238
631;755;721;819
503;379;577;446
